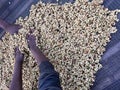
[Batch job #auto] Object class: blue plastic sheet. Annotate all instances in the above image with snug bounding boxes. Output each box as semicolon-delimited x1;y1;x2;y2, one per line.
0;0;120;90
92;0;120;90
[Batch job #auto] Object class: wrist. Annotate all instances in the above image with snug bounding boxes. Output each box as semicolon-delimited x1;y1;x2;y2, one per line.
4;23;10;31
30;47;49;65
14;62;23;69
0;20;9;30
15;60;23;65
30;45;38;51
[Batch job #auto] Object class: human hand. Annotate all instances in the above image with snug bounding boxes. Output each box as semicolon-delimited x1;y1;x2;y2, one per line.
26;30;37;49
5;24;22;35
14;47;24;64
26;30;49;65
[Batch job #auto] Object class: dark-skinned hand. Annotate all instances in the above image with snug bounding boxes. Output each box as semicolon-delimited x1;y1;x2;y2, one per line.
5;24;22;35
14;46;24;64
26;30;37;49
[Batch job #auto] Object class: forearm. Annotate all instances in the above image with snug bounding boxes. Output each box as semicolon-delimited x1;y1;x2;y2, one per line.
10;61;23;90
31;46;49;65
0;19;8;30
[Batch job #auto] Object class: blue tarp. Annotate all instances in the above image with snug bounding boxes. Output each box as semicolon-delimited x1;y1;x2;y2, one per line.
91;0;120;90
0;0;120;90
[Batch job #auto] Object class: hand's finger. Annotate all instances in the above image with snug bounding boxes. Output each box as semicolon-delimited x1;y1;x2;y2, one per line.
14;48;17;56
29;29;35;34
15;30;19;34
16;47;20;53
18;25;22;29
26;34;30;40
26;34;28;39
14;24;22;28
15;47;18;52
14;46;19;56
27;34;35;41
30;35;34;39
22;53;24;58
